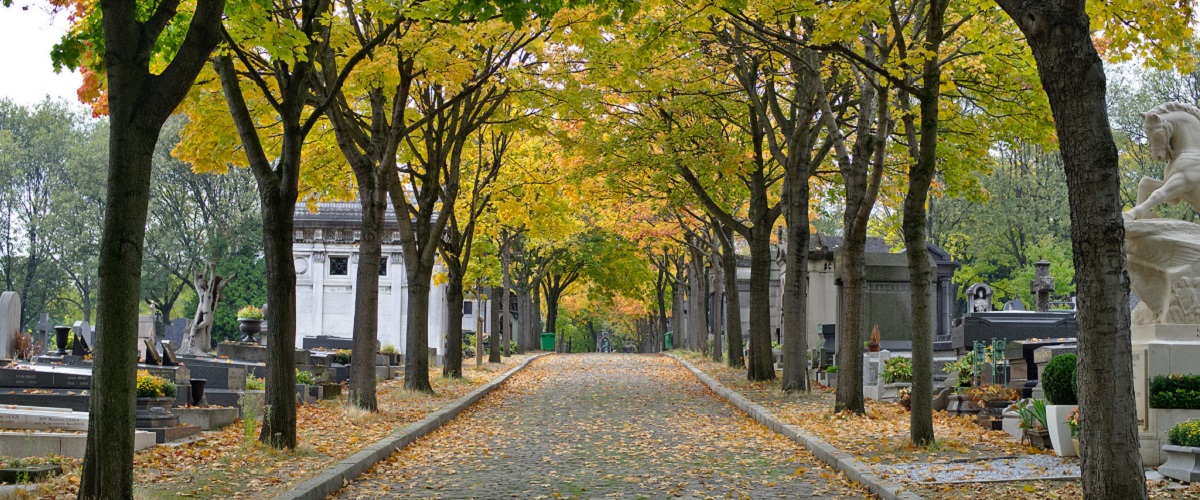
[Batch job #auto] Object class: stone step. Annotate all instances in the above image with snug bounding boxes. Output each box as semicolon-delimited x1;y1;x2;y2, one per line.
0;430;155;458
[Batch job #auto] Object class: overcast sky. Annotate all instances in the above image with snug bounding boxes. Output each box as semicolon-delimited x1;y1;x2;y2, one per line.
0;6;83;106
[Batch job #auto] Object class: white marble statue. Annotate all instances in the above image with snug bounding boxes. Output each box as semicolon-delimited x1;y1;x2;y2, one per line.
1125;102;1200;325
1125;102;1200;221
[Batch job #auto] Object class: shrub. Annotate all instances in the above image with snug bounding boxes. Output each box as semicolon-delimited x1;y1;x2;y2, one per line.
1169;419;1200;448
135;370;177;398
1150;374;1200;409
881;356;912;384
942;352;974;388
237;305;264;320
246;374;265;391
969;384;1019;403
296;369;316;385
1042;353;1077;405
380;344;398;355
825;364;838;374
332;349;352;365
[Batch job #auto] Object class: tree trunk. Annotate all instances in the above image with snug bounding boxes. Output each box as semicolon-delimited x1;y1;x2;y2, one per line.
83;122;157;499
517;287;532;352
532;283;543;338
500;246;513;357
720;227;744;368
687;250;707;353
836;234;868;413
746;227;775;381
259;190;299;447
781;170;810;392
349;175;386;409
902;0;947;447
80;0;224;493
711;251;723;363
995;0;1145;497
404;270;435;393
671;262;685;350
442;276;464;378
490;287;502;363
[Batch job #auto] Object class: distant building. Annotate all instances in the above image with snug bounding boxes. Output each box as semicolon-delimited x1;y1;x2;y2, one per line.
291;202;491;359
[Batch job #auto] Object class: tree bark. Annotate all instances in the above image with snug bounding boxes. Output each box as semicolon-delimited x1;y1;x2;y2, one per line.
403;270;435;393
81;0;224;494
781;169;810;392
442;276;464;378
686;246;708;353
710;245;724;363
348;170;387;409
718;225;744;368
995;0;1145;497
259;190;299;446
500;243;513;358
671;255;686;350
746;226;775;381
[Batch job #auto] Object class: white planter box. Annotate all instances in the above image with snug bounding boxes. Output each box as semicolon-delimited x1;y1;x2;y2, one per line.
1140;408;1200;466
1161;445;1200;483
1047;404;1078;457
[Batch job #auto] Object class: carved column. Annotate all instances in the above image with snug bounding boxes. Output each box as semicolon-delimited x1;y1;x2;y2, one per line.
312;252;326;335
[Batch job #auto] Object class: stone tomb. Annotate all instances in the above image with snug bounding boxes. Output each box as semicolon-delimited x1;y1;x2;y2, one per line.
951;311;1076;354
1132;324;1200;466
1006;338;1076;398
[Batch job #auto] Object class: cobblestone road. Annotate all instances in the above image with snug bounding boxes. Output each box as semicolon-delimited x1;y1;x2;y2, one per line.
337;354;870;499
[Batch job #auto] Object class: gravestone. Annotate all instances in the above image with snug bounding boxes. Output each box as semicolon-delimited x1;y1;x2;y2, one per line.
0;292;20;360
35;313;50;349
160;341;178;366
137;315;155;361
72;321;91;349
1031;260;1055;312
71;333;89;357
142;338;162;365
164;318;189;351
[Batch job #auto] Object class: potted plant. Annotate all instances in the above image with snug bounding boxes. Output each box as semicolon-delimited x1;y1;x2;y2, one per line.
970;384;1019;430
295;369;321;404
237;305;265;343
898;386;913;411
881;356;913;401
380;344;400;366
820;365;838;388
1017;398;1051;449
868;326;888;352
1161;418;1200;482
136;370;178;411
1043;353;1078;457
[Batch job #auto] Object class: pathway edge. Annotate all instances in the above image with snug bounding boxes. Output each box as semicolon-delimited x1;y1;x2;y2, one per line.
276;353;548;500
666;354;923;500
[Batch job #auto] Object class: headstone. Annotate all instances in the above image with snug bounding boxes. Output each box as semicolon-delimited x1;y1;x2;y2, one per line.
142;338;162;365
1002;298;1026;311
137;315;155;361
71;333;89;357
966;283;994;313
164;318;189;351
72;321;92;348
0;292;21;360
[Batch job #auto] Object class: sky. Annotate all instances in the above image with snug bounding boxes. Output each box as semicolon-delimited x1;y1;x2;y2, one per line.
0;6;83;106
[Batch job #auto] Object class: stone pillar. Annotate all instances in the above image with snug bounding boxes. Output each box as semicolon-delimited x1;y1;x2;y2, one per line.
312;252;326;335
1031;260;1055;313
390;253;404;350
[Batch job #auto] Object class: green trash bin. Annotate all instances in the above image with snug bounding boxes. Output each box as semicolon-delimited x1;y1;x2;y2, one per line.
665;331;673;350
540;332;555;351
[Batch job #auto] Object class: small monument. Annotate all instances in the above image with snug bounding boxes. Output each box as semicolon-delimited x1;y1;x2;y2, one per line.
177;264;231;356
1030;261;1055;313
137;315;156;361
966;283;994;313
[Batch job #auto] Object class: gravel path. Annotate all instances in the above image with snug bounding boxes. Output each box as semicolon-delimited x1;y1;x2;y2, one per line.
336;353;870;499
879;454;1080;483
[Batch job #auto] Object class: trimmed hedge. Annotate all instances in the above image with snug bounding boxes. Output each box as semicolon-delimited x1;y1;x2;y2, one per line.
1151;374;1200;409
1042;353;1077;405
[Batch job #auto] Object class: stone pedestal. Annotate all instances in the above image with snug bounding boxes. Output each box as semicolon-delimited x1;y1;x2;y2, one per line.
1132;324;1200;466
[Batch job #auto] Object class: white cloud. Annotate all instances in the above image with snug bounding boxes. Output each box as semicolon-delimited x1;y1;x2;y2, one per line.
0;5;83;106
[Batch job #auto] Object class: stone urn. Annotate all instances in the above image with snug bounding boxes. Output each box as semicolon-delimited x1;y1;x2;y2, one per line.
238;318;263;343
53;326;71;355
189;379;207;406
1025;428;1051;449
1161;445;1200;483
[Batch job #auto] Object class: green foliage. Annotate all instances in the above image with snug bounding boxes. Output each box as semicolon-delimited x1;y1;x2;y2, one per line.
245;375;265;391
208;249;268;344
295;370;316;385
881;356;913;384
942;352;974;387
1016;398;1048;430
135;370;177;398
1169;419;1200;448
49;333;75;352
380;344;398;355
824;365;838;374
332;350;352;365
1042;354;1078;405
1150;374;1200;409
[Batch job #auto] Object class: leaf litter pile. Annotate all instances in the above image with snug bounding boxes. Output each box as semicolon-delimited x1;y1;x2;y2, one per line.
338;354;873;499
14;355;533;499
677;351;1200;499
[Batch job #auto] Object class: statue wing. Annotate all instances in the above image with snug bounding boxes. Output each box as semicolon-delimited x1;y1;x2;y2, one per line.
1125;219;1200;271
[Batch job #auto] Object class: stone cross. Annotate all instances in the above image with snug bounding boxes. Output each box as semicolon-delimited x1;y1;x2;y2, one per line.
1031;260;1055;312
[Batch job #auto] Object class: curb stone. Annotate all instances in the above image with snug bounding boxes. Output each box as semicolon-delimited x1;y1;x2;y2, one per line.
666;354;923;500
276;354;548;500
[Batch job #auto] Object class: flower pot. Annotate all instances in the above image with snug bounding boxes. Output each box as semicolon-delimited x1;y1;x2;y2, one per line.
238;318;263;343
1025;428;1051;449
1160;444;1200;483
1073;437;1080;457
1046;405;1078;457
189;379;207;406
868;343;881;353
